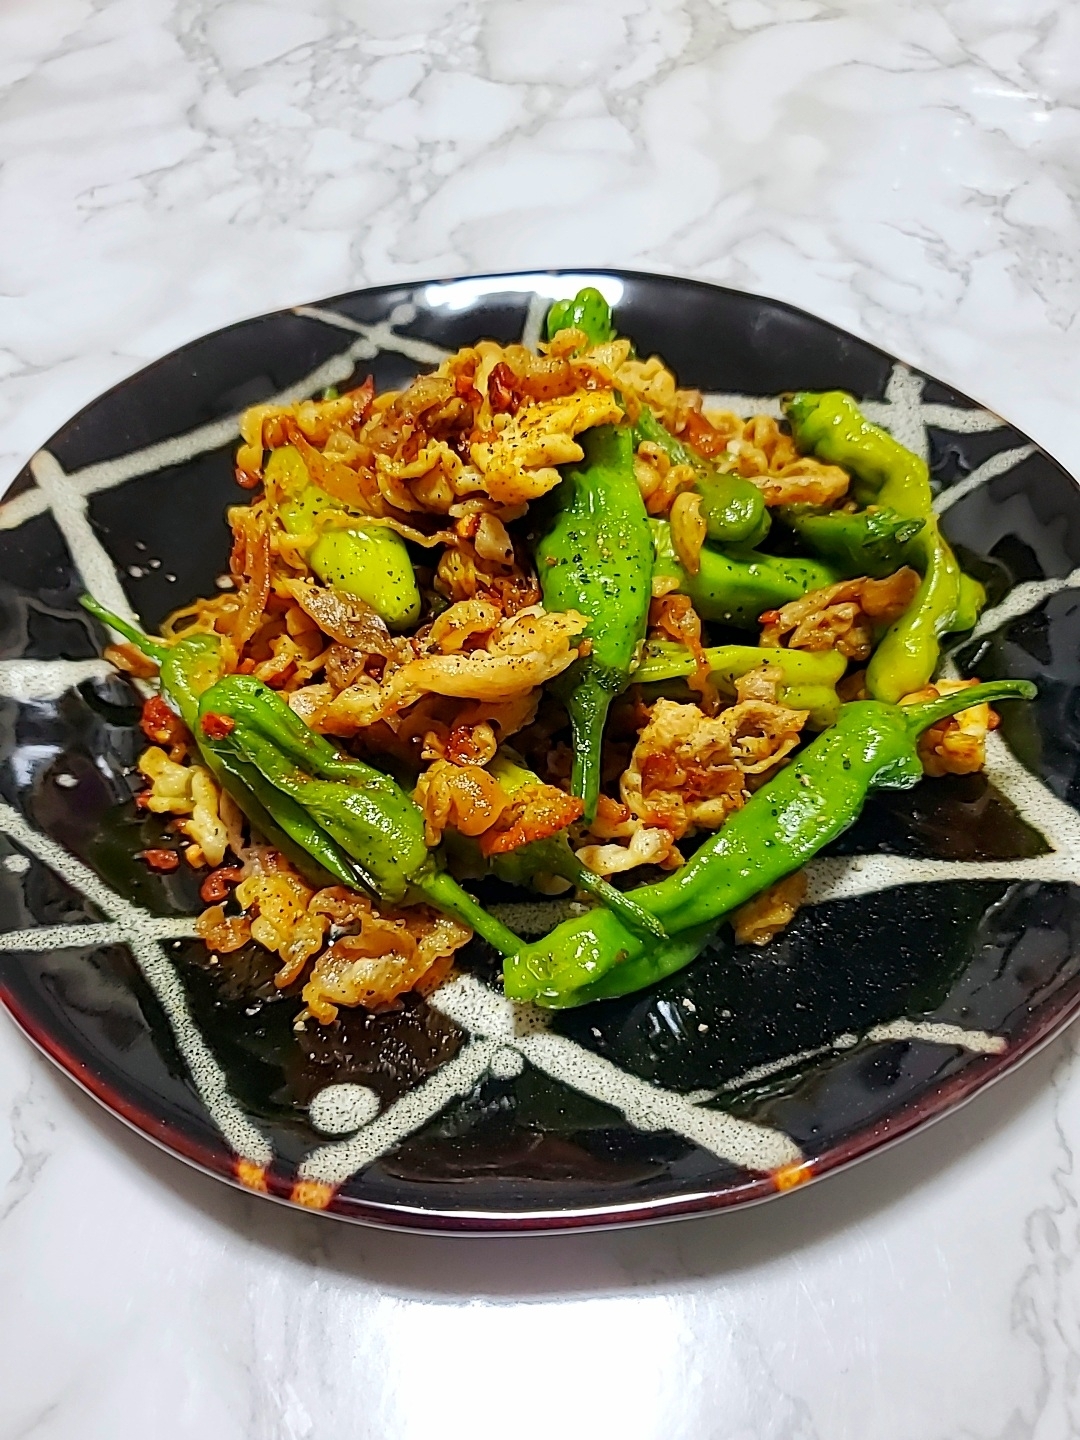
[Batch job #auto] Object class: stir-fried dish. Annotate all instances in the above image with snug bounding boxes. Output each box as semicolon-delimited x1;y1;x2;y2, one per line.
85;288;1035;1021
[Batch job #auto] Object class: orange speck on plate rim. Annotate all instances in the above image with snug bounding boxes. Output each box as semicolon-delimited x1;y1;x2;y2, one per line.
234;1159;269;1193
291;1178;336;1210
773;1161;813;1192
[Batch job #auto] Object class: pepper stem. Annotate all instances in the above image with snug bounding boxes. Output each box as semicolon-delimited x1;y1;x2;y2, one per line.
79;594;170;664
559;860;668;940
417;869;523;957
903;679;1037;735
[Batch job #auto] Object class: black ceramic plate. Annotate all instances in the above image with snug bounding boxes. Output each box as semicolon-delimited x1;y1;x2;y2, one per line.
1;270;1078;1232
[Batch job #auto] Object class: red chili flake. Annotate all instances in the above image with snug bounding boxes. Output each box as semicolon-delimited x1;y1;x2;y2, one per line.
235;467;262;489
759;609;780;625
201;712;236;740
140;695;182;746
142;848;180;872
488;362;523;415
681;408;728;459
199;865;245;904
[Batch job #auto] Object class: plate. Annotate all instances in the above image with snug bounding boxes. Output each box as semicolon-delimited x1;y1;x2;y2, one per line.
0;270;1077;1232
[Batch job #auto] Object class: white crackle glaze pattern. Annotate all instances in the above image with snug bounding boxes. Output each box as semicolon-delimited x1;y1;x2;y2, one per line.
3;1;1080;1436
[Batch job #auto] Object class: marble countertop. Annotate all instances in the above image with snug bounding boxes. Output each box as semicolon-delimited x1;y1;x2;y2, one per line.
2;1;1080;1435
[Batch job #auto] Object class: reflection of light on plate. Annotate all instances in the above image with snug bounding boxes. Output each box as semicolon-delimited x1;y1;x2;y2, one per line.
308;1083;380;1135
424;273;625;313
10;745;60;789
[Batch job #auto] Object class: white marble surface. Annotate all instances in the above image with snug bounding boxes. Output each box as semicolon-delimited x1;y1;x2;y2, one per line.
2;1;1080;1435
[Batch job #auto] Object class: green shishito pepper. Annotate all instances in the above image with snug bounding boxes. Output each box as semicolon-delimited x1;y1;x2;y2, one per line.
80;596;373;892
785;392;985;702
534;424;654;822
447;750;667;940
545;286;615;346
651;519;838;628
503;679;1037;1007
635;640;846;729
266;446;421;631
195;673;522;952
633;406;771;550
777;504;925;580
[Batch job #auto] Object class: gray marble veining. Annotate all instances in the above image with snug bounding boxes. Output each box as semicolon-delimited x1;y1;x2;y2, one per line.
2;1;1080;1436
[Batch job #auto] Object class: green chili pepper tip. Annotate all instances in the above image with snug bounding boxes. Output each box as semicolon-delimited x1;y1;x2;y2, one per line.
545;287;615;346
535;424;653;821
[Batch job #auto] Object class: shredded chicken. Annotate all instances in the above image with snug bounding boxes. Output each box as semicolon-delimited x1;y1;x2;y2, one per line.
236;383;375;485
435;532;541;613
137;747;230;867
180;768;230;869
425;719;499;767
628;403;850;514
196;854;472;1021
480;783;583;857
316;603;588;735
670;490;708;574
232;849;327;986
743;461;851;508
413;759;509;847
759;568;920;661
237;339;629;522
732;870;807;946
414;758;582;853
649;593;714;706
621;696;808;839
470;390;624;504
137;746;194;815
577;825;683;877
225;502;273;663
573;795;683;879
734;661;785;704
194;905;252;954
899;678;1000;777
727;415;851;506
615;354;685;427
279;578;400;655
301;902;471;1024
